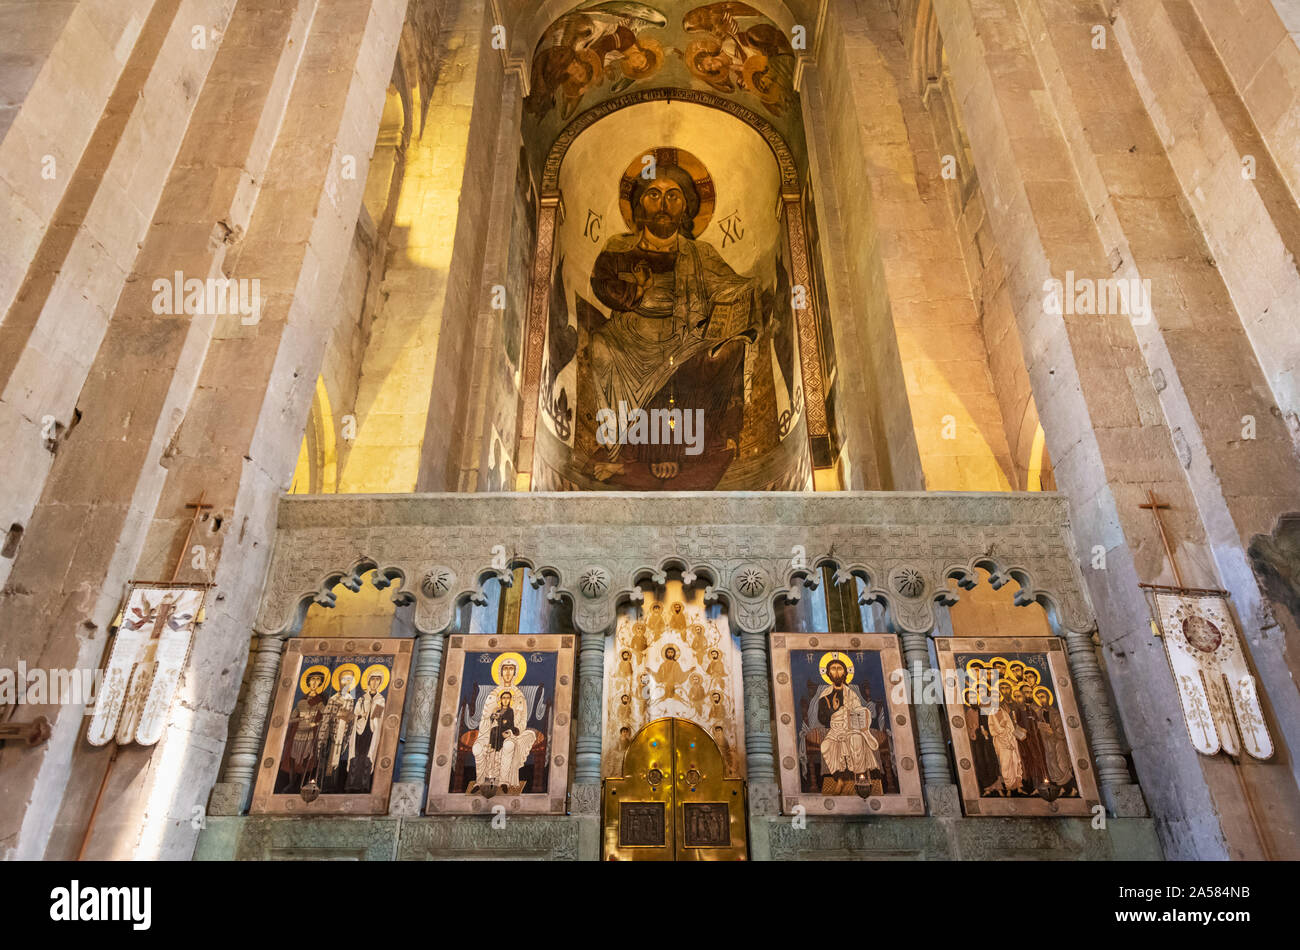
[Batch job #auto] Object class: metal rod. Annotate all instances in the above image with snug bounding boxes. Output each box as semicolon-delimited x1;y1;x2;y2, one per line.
77;743;118;860
1138;583;1228;596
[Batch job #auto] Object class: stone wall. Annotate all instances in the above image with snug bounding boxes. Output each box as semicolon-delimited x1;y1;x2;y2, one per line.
0;0;412;861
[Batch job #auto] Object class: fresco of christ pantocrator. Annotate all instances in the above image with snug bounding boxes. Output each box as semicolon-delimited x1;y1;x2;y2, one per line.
586;150;760;487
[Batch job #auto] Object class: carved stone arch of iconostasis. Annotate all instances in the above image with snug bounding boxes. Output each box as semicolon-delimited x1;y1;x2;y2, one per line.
444;565;580;638
937;567;1055;640
294;568;417;641
514;1;842;491
604;575;746;781
770;561;891;634
906;0;1057;494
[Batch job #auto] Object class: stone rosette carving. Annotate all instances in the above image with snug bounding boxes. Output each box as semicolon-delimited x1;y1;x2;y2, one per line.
577;566;610;599
735;565;767;599
421;566;454;599
891;566;925;599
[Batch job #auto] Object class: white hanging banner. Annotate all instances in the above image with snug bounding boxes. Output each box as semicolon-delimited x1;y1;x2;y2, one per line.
88;584;206;747
1154;591;1273;760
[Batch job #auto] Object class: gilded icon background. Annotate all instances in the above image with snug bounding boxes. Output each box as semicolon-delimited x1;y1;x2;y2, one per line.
601;582;744;777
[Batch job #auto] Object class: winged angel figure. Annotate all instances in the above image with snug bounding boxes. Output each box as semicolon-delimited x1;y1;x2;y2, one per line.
526;2;670;120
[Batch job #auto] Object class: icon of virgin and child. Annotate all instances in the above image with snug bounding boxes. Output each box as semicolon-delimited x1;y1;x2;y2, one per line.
463;652;545;797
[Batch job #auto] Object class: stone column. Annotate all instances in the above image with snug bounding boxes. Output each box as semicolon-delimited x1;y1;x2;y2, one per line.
572;631;606;793
389;630;446;815
208;632;285;816
1063;628;1147;817
741;632;779;814
898;631;960;816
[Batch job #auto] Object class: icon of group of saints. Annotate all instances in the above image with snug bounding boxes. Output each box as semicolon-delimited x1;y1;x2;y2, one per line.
608;599;738;775
961;657;1077;800
637;623;727;710
798;652;887;798
468;652;540;798
279;661;390;797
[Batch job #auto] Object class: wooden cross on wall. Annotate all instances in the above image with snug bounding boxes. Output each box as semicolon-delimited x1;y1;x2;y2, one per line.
1137;489;1227;596
172;491;213;583
1138;490;1184;589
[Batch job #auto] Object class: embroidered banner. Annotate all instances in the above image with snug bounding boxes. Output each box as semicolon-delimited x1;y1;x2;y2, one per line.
1154;592;1272;760
88;584;205;747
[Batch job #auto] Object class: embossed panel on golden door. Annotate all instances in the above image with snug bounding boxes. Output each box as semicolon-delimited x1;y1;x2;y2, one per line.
603;717;746;861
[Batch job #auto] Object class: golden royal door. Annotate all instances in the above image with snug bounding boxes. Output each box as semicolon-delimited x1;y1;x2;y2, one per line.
602;717;747;861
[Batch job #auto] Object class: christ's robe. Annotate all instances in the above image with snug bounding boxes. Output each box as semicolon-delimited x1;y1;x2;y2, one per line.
814;685;880;777
589;232;757;464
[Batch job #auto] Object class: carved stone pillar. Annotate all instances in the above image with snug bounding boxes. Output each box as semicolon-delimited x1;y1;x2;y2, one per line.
208;632;284;816
741;631;779;814
898;631;961;816
570;630;606;815
390;630;446;815
1063;627;1148;817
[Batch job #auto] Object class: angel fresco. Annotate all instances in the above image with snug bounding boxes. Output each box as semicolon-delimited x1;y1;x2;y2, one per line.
682;3;797;116
526;2;670;120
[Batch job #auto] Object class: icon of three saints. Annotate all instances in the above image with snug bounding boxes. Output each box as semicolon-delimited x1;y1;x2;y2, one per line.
279;662;390;798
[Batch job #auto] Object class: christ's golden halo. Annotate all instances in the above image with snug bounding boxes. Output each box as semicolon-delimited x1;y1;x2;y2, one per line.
818;651;854;685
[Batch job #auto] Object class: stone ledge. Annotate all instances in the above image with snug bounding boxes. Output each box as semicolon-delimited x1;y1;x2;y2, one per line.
196;815;586;861
275;489;1072;530
757;815;1163;861
195;814;1162;860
